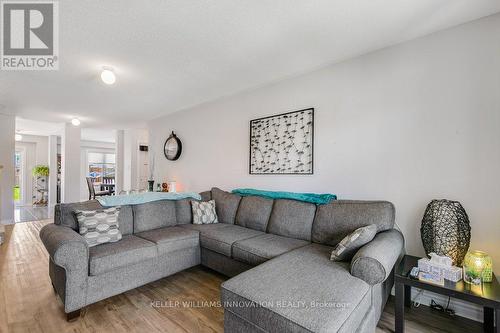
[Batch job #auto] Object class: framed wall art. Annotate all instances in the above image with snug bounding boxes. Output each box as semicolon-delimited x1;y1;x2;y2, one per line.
249;108;314;175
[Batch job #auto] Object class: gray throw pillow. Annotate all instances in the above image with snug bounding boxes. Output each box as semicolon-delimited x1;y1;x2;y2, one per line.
330;224;377;261
192;200;219;224
75;206;122;247
211;187;241;224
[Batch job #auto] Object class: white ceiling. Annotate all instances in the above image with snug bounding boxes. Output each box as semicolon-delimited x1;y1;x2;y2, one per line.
16;118;116;142
80;128;116;143
1;0;499;128
15;118;62;136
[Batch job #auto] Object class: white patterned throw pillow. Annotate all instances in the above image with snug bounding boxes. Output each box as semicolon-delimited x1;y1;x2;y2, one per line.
75;206;122;247
330;224;377;261
192;200;218;224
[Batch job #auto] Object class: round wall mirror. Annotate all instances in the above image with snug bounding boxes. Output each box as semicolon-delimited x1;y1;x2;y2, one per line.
164;131;182;160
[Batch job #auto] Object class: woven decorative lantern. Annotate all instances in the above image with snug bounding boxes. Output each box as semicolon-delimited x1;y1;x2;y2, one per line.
420;199;471;266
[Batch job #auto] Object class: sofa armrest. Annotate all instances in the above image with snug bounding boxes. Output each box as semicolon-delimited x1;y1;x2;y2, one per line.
40;223;89;272
350;229;404;285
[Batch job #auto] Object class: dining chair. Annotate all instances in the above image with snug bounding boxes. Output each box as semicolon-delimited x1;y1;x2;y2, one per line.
86;177;111;200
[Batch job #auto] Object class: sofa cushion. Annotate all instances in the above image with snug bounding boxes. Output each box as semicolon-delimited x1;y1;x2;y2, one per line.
118;205;134;235
235;196;273;232
180;223;263;257
211;187;241;224
135;226;199;255
200;190;212;201
330;224;377;261
175;199;194;225
55;200;103;230
312;200;395;246
75;207;122;247
89;235;157;276
267;199;316;241
232;234;309;266
221;244;371;333
133;200;177;233
192;200;218;224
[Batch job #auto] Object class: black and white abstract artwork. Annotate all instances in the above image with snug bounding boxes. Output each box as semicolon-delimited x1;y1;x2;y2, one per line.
249;108;314;174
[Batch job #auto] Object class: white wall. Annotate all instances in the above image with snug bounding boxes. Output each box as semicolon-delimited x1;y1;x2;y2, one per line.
61;124;81;203
149;14;500;274
123;129;149;192
18;134;48;165
0;114;15;224
115;130;125;195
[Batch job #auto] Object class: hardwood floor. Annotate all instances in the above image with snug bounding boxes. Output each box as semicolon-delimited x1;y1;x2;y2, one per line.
14;206;50;223
0;220;483;333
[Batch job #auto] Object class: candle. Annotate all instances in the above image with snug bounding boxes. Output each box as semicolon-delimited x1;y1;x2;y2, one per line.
463;250;493;284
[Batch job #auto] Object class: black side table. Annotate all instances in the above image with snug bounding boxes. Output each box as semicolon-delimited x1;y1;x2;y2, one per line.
395;255;500;333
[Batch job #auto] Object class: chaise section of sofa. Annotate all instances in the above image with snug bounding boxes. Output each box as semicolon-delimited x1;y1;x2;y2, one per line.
215;194;403;333
222;244;372;333
221;230;404;333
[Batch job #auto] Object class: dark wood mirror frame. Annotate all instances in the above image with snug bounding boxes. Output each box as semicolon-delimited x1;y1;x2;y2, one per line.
164;131;182;161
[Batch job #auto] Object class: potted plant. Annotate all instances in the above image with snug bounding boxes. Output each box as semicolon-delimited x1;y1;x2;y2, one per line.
32;165;49;177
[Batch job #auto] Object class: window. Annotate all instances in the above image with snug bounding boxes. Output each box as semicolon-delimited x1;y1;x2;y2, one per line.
88;152;115;184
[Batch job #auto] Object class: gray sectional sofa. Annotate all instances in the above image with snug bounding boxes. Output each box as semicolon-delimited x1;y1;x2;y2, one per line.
40;187;404;332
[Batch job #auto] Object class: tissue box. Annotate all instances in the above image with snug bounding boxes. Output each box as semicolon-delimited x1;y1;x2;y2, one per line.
418;258;462;282
418;271;444;286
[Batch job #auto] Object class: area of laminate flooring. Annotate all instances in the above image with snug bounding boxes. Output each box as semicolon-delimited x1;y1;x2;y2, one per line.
0;220;483;333
14;206;50;223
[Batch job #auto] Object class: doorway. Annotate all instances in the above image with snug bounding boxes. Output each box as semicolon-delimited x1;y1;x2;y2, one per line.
14;145;50;223
14;148;25;205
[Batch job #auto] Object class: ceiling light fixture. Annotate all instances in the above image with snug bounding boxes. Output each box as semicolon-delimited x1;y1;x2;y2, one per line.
100;67;116;85
71;118;81;126
15;134;22;141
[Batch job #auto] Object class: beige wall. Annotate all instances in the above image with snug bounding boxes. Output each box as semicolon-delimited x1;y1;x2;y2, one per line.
149;14;500;273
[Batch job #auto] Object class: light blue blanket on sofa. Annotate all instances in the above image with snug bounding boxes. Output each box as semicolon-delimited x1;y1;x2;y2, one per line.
97;192;201;207
232;188;337;205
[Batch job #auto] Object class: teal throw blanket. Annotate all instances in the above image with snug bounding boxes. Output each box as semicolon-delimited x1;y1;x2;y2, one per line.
97;192;201;207
232;188;336;205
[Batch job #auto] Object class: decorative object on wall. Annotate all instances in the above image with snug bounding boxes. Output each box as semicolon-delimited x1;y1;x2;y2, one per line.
462;250;493;285
164;131;182;161
420;199;471;266
249;108;313;174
